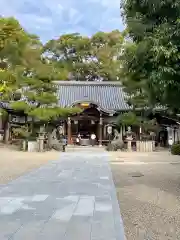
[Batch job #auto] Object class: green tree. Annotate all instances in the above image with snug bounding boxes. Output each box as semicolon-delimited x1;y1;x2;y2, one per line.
8;38;80;122
44;31;124;81
0;17;28;97
90;30;124;81
44;33;92;80
121;0;180;113
0;17;29;58
117;111;141;127
120;41;157;111
0;17;81;143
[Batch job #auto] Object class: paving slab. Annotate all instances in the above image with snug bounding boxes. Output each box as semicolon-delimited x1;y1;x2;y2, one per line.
0;151;125;240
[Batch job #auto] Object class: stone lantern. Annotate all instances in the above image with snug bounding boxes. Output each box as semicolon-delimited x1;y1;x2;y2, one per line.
126;126;133;151
37;125;46;152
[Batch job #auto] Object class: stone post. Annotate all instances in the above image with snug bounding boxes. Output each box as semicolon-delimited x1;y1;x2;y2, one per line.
67;117;72;145
136;141;140;152
99;114;103;146
126;126;133;152
127;140;132;152
37;134;45;152
119;125;123;141
22;140;27;151
37;126;46;152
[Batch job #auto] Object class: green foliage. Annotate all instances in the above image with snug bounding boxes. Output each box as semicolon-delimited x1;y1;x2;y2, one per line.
0;69;18;100
0;17;29;53
0;17;42;102
28;107;81;121
117;111;157;135
171;143;180;155
0;17;124;125
0;108;7;120
44;31;124;81
121;0;180;113
0;17;81;122
10;101;30;112
120;41;158;110
12;126;31;139
142;119;158;133
117;112;141;127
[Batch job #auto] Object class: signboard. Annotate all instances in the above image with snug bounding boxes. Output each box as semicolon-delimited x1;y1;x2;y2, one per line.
107;125;112;135
80;103;89;107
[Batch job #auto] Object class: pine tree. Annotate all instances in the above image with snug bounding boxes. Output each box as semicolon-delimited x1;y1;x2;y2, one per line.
0;17;81;143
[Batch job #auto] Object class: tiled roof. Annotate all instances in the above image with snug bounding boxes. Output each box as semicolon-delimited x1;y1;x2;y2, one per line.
0;81;130;113
55;81;130;113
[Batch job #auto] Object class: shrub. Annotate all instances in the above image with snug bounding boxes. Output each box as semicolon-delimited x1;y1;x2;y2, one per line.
171;143;180;155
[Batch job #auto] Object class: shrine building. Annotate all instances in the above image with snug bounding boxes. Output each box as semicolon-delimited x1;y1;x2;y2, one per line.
1;81;180;147
55;81;129;145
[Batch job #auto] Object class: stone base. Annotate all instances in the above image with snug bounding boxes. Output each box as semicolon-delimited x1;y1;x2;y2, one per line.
0;134;3;141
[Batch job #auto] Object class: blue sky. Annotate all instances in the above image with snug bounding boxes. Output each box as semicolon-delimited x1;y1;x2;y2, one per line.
0;0;124;42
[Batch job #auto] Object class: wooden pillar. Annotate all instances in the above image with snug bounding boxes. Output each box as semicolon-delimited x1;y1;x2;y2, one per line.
103;124;107;140
74;120;78;135
61;120;66;136
119;125;123;141
67;117;72;145
99;114;103;146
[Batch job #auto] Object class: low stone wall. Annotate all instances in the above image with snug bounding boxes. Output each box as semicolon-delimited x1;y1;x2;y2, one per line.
27;141;38;152
136;141;155;152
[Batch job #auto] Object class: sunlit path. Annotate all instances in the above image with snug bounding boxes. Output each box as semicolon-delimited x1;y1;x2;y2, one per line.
0;151;125;240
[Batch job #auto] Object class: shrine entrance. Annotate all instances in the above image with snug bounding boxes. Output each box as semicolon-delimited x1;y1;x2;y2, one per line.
77;119;98;138
66;102;104;146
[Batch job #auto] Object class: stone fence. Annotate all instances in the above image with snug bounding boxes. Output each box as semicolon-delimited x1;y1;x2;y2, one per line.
127;140;155;152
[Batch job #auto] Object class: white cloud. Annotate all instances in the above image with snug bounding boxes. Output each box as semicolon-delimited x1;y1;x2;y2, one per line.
0;0;124;42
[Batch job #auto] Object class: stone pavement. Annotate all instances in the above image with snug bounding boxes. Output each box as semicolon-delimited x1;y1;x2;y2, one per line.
0;151;125;240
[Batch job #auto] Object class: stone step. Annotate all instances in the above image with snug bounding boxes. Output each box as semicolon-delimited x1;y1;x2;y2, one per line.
66;146;105;152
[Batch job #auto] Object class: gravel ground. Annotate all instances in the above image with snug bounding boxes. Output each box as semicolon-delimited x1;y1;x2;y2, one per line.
110;152;180;240
0;148;60;184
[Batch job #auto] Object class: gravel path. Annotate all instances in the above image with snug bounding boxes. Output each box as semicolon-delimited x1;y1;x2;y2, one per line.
110;152;180;240
0;149;60;184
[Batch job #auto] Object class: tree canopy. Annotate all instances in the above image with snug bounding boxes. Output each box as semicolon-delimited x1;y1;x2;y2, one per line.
0;17;81;122
44;30;124;81
0;16;127;127
120;0;180;113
